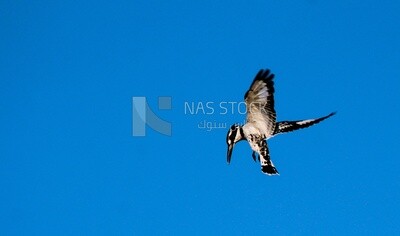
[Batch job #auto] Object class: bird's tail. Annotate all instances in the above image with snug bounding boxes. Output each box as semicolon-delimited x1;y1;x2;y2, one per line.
259;139;279;175
261;160;279;175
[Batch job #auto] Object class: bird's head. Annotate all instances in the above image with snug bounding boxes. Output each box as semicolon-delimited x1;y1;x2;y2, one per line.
226;124;244;164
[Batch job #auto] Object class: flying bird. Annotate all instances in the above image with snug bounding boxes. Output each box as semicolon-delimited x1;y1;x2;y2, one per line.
226;69;335;175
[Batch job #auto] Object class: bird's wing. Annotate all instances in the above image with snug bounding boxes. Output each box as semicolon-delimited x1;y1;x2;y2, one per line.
245;69;276;136
274;112;336;135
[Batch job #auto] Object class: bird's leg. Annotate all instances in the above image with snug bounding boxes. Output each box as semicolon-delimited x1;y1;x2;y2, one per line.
252;151;257;162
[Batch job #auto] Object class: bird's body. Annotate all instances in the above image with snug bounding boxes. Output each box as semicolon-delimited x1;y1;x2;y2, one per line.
226;69;335;175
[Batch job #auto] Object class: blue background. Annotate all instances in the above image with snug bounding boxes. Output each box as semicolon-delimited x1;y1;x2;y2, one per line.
1;0;400;235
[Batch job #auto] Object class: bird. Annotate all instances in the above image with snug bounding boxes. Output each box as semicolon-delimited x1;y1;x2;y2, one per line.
226;69;335;175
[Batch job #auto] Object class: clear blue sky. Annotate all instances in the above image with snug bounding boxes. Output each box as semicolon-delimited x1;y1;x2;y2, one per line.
1;0;400;235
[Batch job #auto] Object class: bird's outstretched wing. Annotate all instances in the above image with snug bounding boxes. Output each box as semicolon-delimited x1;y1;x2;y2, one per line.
244;69;276;136
274;112;336;135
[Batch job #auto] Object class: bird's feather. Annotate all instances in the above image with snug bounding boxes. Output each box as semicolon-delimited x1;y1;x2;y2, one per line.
244;69;276;137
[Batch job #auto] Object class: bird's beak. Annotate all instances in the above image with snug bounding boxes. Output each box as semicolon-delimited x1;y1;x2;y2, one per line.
227;144;234;164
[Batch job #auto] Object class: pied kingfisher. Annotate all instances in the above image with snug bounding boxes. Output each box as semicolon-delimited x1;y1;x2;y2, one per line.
226;69;335;175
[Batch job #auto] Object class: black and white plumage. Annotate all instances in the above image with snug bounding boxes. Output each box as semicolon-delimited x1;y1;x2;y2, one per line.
226;69;335;175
